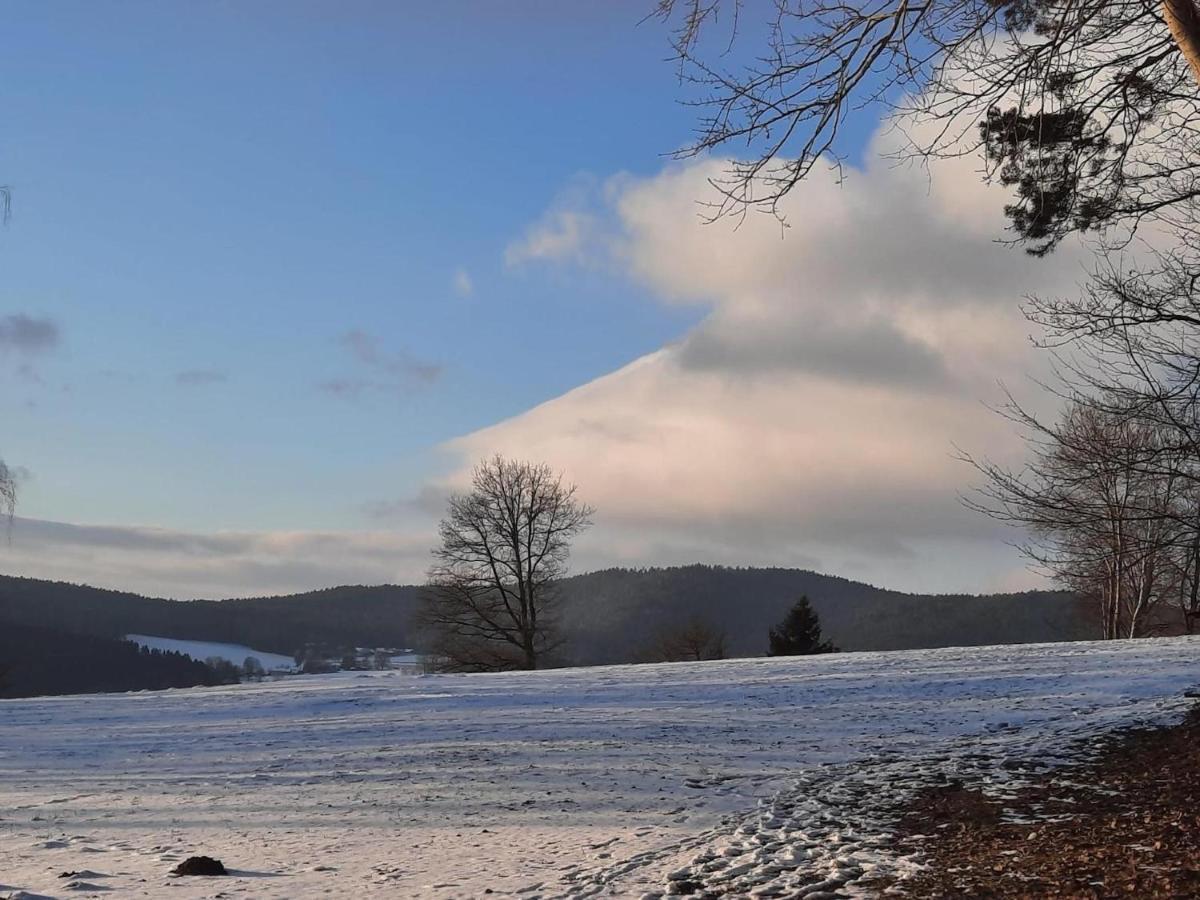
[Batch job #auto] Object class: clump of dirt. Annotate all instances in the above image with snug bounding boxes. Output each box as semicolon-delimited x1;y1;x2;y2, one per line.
171;856;228;876
879;707;1200;898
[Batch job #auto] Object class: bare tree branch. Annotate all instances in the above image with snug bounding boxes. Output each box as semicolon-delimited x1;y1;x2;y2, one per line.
656;0;1200;251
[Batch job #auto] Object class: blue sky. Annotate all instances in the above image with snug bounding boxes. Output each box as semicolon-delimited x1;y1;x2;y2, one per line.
0;2;1058;598
1;1;718;529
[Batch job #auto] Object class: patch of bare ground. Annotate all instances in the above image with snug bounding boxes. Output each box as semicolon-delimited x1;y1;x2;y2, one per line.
875;706;1200;898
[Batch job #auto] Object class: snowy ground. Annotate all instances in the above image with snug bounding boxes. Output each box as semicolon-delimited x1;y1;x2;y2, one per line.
1;637;1197;899
124;635;297;672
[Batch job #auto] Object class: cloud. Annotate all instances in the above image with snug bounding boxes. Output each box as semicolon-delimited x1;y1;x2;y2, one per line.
175;369;228;387
0;314;59;355
676;314;950;388
452;268;474;297
446;130;1101;592
505;209;598;266
320;330;442;399
362;485;450;522
341;329;441;383
2;516;433;600
317;377;372;398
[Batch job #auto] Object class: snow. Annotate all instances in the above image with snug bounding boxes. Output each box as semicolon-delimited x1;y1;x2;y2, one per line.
1;637;1197;899
124;634;298;672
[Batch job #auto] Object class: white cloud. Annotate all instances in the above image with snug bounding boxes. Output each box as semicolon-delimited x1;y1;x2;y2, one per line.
445;133;1101;593
505;209;598;267
452;268;474;297
318;330;442;399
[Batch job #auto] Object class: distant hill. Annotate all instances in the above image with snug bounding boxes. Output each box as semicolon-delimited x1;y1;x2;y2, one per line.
0;577;418;656
557;566;1093;663
0;567;1092;669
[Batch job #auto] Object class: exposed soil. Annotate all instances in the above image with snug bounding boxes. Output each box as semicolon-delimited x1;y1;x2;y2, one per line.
879;707;1200;898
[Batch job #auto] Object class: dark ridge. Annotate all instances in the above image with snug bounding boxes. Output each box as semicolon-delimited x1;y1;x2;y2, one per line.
0;622;227;698
0;566;1092;671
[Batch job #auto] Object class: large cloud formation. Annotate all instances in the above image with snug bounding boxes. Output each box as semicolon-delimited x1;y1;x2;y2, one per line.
460;144;1097;592
0;135;1101;598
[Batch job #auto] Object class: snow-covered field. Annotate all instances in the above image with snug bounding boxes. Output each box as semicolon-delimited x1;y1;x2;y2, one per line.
1;637;1197;899
125;634;297;672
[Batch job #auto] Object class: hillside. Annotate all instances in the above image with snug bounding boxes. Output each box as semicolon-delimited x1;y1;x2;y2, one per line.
0;577;419;656
0;623;225;698
558;566;1093;662
0;566;1091;665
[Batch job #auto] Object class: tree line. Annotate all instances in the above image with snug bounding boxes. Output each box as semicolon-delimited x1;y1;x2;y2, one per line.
0;623;231;698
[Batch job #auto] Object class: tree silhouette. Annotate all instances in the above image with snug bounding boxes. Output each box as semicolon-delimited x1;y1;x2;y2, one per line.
657;0;1200;253
420;455;593;671
767;596;838;656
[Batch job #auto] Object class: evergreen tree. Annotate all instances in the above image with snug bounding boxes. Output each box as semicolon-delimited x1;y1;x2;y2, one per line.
767;596;838;656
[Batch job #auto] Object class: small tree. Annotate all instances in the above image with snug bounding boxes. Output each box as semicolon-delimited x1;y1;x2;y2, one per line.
768;597;838;655
651;616;727;662
419;455;593;671
241;656;265;680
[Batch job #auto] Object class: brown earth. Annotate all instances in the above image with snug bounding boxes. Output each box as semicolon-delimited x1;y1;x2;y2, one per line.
876;706;1200;898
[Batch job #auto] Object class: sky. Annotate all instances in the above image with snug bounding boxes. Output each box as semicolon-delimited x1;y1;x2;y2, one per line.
0;1;1092;598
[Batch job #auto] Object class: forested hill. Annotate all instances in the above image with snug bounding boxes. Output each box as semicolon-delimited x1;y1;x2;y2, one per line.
0;623;224;698
0;566;1092;664
0;577;418;656
558;566;1092;663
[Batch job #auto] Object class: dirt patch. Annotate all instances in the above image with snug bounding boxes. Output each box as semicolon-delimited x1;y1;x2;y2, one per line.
878;708;1200;898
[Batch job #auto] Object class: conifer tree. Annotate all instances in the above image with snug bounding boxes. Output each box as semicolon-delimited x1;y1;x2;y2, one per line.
767;596;838;656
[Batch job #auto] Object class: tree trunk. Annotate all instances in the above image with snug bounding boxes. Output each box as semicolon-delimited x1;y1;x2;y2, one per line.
1187;526;1200;633
1164;0;1200;84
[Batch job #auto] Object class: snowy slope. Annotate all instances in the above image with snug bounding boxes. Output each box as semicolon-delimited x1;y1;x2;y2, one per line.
125;633;298;671
1;637;1197;899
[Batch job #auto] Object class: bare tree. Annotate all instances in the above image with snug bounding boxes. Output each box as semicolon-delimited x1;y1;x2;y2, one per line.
1017;249;1200;629
967;401;1186;638
656;0;1200;252
648;616;727;662
419;456;594;671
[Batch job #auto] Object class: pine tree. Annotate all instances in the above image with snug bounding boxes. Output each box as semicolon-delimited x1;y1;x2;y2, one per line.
767;596;838;656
